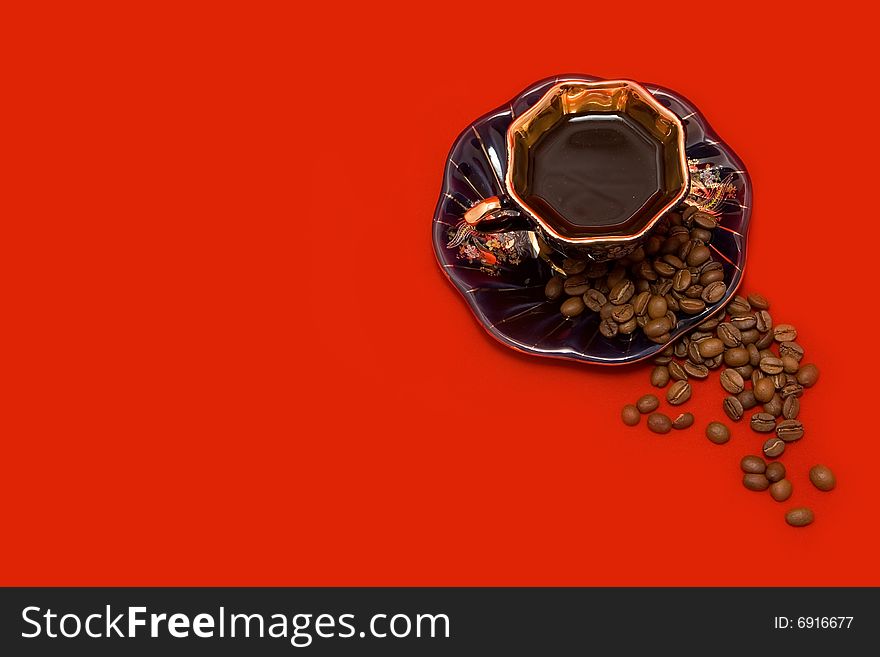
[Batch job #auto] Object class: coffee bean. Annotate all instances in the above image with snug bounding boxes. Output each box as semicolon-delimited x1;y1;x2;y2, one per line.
684;361;709;379
727;296;751;316
545;276;564;300
762;436;785;458
750;412;776;433
637;394;660;414
621;404;640;426
779;341;804;361
777;419;804;442
647;294;668;319
716;323;741;347
611;303;634;323
560;296;586;317
759;356;784;375
562;257;587;275
782;396;800;419
743;473;770;491
686;244;711;267
705;421;730;444
770;479;793;502
687;341;703;364
737;390;757;410
609;279;635;304
781;355;799;374
698;338;724;358
644;317;671;338
653;260;677;278
781;382;804;399
747;343;760;366
699;268;724;286
755;310;773;333
785;507;814;527
691;227;713;242
668;360;688;381
723;395;744;421
647;412;673;434
734;364;754;379
751;370;763;389
651;366;670;388
667;380;692;405
678;298;706;315
740;455;766;474
581;289;605;312
672;269;692;292
606;266;626;289
722;346;749;368
633;290;650;316
662;253;685;269
752;378;773;404
755;331;774;349
720;369;745;394
731;316;757;332
672;412;695;429
797;363;820;387
763;393;783;417
773;324;797;342
664;293;680;312
809;465;836;491
701;281;726;304
765;462;786;482
740;328;759;344
563;274;589;296
747;293;770;310
599;318;619;338
618;317;638;334
692;212;717;229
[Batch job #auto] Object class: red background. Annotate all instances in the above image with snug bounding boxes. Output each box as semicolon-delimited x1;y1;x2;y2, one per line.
2;2;878;585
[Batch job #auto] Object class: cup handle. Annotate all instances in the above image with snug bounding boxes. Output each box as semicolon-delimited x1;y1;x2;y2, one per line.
463;196;532;233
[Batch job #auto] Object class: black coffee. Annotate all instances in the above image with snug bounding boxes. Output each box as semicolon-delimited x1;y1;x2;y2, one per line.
526;113;662;233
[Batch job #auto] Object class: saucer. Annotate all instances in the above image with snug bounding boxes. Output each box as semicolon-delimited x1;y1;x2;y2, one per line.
432;74;752;365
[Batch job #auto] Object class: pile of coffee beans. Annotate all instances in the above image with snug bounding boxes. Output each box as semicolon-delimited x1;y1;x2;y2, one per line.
545;207;727;342
619;289;834;527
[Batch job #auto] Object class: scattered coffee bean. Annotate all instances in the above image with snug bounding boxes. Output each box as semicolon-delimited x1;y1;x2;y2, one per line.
647;412;673;434
737;389;757;410
650;366;670;388
755;310;773;333
809;465;836;491
636;394;660;414
727;296;751;316
683;361;709;379
773;324;797;342
599;318;619;338
679;298;705;315
782;396;799;419
759;356;784;375
754;378;775;403
763;393;783;417
672;412;695;430
667;380;692;405
621;404;641;426
780;382;804;399
779;341;804;361
781;355;799;374
743;473;770;491
723;395;744;421
765;462;785;482
750;412;776;433
668;360;688;381
705;421;730;444
723;346;750;367
770;479;793;502
740;455;766;474
720;369;745;394
563;275;590;296
785;507;814;527
776;419;804;442
747;292;769;309
698;338;724;358
755;331;774;349
584;289;607;311
762;436;785;458
797;363;820;387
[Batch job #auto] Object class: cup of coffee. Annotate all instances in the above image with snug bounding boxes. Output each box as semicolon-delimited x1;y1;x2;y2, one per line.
464;79;689;261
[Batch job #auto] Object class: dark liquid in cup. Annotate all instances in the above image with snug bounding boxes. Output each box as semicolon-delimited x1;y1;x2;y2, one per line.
525;113;664;234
